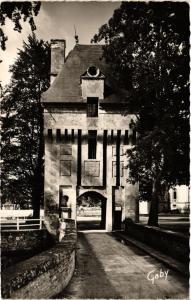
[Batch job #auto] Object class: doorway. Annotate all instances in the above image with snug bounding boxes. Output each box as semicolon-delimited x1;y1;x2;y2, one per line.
76;191;107;230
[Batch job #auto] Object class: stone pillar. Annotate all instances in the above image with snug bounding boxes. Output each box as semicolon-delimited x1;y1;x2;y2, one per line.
69;188;77;221
103;130;107;187
124;182;139;222
70;129;78;223
97;129;103;185
106;187;113;232
72;129;78;186
105;138;113;231
121;186;126;222
44;130;60;237
116;130;121;187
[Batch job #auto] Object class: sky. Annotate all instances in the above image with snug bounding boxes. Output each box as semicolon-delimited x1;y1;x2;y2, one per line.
0;1;121;87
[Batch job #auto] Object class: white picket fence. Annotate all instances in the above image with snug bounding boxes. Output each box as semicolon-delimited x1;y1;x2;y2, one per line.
0;216;44;231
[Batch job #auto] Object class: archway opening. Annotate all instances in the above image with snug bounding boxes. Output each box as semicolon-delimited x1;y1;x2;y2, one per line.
76;191;107;230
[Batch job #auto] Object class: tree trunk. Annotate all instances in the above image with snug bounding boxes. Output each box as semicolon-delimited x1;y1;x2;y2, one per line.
165;185;171;213
148;179;160;226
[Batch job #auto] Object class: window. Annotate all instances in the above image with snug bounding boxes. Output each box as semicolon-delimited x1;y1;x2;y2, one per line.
87;66;99;77
60;145;72;155
112;146;124;156
87;97;98;117
112;161;124;177
47;129;53;141
60;160;71;176
88;130;97;159
173;189;177;200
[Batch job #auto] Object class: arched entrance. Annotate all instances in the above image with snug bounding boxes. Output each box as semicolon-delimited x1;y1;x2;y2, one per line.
76;191;107;230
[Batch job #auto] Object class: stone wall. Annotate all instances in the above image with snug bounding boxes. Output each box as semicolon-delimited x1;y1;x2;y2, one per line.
1;229;53;253
2;220;77;299
44;105;139;232
125;219;189;263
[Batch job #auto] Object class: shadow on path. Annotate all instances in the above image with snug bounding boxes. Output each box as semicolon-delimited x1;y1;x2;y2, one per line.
55;232;189;299
77;220;102;231
55;232;121;299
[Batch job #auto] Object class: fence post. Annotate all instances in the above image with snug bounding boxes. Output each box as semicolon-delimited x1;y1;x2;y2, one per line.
17;217;19;231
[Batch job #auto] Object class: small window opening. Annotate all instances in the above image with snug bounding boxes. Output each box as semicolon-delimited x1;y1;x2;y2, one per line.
88;130;97;159
47;129;53;141
87;97;98;117
60;145;72;155
87;66;99;77
111;130;114;143
64;129;69;141
71;129;74;142
60;160;71;176
112;161;124;177
173;189;177;200
56;129;61;143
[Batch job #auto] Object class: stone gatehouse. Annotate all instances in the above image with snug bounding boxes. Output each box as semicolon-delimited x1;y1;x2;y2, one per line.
42;39;139;233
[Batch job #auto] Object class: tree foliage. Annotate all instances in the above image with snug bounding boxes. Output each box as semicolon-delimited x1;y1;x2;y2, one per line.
1;34;50;216
92;2;189;225
0;1;41;50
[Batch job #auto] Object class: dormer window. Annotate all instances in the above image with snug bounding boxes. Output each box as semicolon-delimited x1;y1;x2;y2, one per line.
87;66;100;77
81;66;105;100
87;97;98;117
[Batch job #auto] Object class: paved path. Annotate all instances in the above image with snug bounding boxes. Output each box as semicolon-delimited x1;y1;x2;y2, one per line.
56;232;189;299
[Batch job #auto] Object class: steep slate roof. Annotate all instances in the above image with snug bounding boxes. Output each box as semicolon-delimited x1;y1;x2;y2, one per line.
42;44;129;103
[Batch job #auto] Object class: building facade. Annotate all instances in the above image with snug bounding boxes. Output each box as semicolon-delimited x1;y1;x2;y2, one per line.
169;185;189;213
42;40;139;234
139;185;189;215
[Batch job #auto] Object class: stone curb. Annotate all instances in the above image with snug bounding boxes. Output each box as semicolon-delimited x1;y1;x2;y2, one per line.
114;231;189;278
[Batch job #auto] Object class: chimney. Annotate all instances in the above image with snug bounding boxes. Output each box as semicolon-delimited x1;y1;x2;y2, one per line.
50;39;66;84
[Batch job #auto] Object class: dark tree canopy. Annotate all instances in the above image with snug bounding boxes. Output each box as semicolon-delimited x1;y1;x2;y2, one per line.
0;1;41;50
92;2;189;225
1;34;50;216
